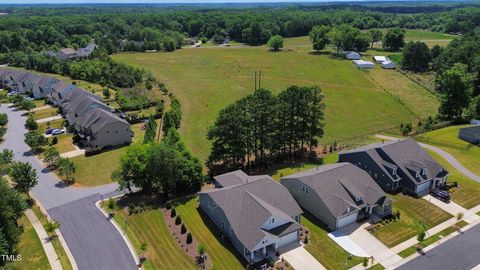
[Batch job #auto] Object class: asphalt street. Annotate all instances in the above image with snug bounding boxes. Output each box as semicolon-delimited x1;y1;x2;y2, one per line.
0;105;137;270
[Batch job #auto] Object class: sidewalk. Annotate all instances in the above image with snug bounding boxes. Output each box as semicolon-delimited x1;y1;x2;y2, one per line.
36;115;63;123
32;105;52;112
422;195;480;224
25;209;63;270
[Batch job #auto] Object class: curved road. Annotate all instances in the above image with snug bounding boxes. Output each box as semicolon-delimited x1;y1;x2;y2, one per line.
375;134;480;183
0;105;137;270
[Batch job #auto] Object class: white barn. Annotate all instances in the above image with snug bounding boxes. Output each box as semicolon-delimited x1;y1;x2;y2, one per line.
353;60;374;69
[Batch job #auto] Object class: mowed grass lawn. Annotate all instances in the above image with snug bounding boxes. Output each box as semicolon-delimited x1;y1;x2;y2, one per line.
107;206;195;270
426;149;480;209
31;107;58;121
70;122;147;186
303;212;363;269
114;44;437;161
372;193;452;247
417;125;480;177
174;196;245;270
4;214;50;270
49;133;75;153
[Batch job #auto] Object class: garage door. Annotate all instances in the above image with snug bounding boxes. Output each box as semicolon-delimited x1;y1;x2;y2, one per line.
336;212;358;229
416;181;431;194
277;231;299;248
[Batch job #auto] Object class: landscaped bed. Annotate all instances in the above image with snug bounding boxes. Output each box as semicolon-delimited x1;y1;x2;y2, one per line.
174;196;245;270
102;197;196;270
371;193;452;248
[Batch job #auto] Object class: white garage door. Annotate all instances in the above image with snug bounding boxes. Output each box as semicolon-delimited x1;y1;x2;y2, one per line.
336;212;358;229
416;181;431;194
277;231;299;248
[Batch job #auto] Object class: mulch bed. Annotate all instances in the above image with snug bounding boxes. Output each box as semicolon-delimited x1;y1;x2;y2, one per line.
162;207;212;270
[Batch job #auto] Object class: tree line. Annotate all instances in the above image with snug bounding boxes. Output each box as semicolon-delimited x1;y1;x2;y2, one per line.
207;86;325;171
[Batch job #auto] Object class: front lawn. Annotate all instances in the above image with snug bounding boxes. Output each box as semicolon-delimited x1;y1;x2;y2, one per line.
38;119;65;133
49;133;75;154
32;107;58;121
33;99;47;108
174;196;244;270
417;125;480;177
4;214;49;270
303;212;363;270
372;193;452;247
104;198;196;270
398;220;468;258
426;149;480;209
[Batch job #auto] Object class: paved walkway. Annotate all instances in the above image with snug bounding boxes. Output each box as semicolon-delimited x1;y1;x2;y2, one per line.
335;223;402;268
36;114;63;123
375;134;480;183
60;149;85;158
0;105;136;270
25;209;63;270
280;244;326;270
327;230;369;257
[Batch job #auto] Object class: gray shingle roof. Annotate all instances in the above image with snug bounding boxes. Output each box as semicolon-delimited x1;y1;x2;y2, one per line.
282;163;389;219
75;108;129;135
213;170;266;188
201;176;302;250
341;138;448;185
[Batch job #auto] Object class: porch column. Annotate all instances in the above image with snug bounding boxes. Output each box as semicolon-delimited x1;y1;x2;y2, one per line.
251;251;254;260
263;246;266;255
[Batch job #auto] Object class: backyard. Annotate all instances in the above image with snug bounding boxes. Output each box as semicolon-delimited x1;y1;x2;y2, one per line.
113;34;439;162
372;193;452;247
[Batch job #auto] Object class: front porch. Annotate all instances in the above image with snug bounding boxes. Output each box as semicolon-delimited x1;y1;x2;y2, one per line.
245;243;277;263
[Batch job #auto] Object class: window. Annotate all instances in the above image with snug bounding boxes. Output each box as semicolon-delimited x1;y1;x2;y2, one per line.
392;166;397;175
222;222;225;230
271;218;275;224
374;173;378;179
415;171;420;178
423;169;428;176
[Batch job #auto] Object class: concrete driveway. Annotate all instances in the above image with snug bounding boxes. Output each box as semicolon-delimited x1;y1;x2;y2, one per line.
280;243;326;270
0;105;137;270
334;223;402;268
327;230;369;257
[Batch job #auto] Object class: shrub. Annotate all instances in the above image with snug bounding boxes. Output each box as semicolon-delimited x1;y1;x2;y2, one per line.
417;230;426;242
51;137;58;145
175;215;182;225
303;235;308;244
453;181;458;187
166;201;172;210
25;115;38;130
170;207;176;217
107;198;116;210
186;232;192;244
181;223;187;234
0;113;8;126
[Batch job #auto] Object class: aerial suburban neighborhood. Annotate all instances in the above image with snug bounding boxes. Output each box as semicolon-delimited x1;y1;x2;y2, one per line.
0;1;480;270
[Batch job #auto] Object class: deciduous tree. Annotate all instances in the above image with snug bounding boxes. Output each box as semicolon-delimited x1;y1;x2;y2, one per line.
10;161;38;195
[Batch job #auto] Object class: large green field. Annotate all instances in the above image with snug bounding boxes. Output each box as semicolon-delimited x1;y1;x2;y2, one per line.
113;39;438;161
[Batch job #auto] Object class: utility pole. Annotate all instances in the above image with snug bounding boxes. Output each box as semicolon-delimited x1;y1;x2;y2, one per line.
258;70;262;89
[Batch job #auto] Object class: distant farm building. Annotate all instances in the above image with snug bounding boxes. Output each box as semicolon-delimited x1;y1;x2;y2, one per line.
458;125;480;144
380;61;396;69
344;51;361;60
373;56;387;63
353;60;374;69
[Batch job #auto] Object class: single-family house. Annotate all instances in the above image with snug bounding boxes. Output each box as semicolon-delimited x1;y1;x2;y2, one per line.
213;170;266;188
353;60;375;69
74;108;132;149
373;56;387;63
380;61;396;69
339;138;449;196
344;51;361;60
281;163;392;230
199;172;302;263
458;125;480;144
58;48;77;60
77;43;97;58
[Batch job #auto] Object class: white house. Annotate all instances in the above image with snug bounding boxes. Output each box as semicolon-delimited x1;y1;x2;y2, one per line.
373;56;388;63
381;61;396;69
353;60;374;69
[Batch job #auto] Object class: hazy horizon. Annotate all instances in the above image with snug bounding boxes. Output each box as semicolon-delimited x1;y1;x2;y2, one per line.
0;0;464;4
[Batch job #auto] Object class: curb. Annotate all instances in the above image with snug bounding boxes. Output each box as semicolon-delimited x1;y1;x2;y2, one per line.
95;195;143;270
30;192;79;270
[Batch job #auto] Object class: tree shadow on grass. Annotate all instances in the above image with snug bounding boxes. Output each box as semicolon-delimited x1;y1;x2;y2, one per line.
308;51;331;56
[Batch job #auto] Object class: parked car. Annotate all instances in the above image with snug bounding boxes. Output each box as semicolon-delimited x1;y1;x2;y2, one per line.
52;128;64;135
430;189;450;202
45;128;54;135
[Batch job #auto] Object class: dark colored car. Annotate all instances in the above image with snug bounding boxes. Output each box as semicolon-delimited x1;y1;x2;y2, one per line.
45;128;54;135
430;189;450;202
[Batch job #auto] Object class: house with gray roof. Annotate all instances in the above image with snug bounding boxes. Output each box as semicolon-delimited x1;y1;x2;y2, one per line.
458;125;480;145
213;170;267;188
74;108;132;149
339;138;449;196
58;48;78;60
16;73;41;94
281;163;392;230
199;172;302;263
63;94;111;124
31;76;59;99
